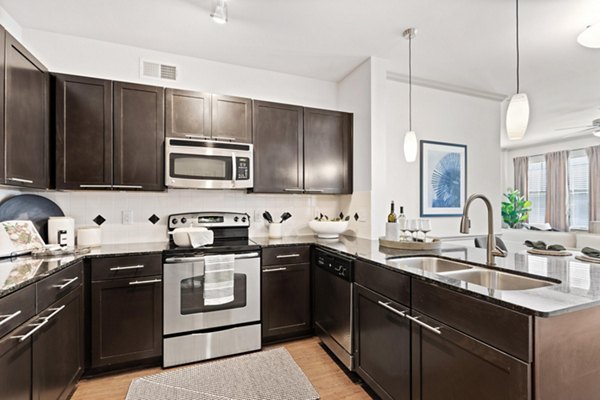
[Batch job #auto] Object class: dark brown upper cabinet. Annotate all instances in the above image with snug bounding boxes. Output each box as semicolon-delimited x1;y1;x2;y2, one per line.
304;108;353;194
113;82;165;191
252;100;304;193
165;90;251;143
55;74;113;190
165;88;211;139
2;31;49;189
252;101;353;194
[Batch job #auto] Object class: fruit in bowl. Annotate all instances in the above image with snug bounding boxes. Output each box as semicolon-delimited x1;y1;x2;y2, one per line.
308;213;350;238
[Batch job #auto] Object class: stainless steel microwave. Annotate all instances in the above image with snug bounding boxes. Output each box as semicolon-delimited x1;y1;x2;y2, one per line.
165;138;253;189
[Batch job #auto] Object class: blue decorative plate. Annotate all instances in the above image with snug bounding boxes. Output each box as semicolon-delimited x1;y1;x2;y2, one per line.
0;194;65;243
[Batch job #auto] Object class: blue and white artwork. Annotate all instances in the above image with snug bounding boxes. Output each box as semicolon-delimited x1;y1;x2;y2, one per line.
420;141;467;217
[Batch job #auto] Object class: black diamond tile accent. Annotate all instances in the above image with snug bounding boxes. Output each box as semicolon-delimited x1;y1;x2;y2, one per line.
354;212;360;221
93;215;106;226
148;214;160;224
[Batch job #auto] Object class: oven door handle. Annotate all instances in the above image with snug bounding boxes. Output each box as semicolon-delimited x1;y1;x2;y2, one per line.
165;252;260;263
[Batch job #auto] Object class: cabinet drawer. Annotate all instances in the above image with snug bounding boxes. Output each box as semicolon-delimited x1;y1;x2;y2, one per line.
0;284;36;338
412;279;532;362
262;246;310;266
355;260;410;307
36;261;83;313
91;254;162;281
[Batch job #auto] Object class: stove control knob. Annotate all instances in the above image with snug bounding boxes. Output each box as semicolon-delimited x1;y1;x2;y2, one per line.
181;217;187;224
241;217;247;223
171;218;178;225
234;216;239;222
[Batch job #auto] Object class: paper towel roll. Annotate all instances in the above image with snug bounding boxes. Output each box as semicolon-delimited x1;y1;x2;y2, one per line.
77;226;101;247
48;217;75;247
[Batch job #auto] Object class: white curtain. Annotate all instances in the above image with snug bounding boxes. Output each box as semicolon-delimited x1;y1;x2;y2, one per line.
545;151;569;231
513;156;528;198
586;145;600;223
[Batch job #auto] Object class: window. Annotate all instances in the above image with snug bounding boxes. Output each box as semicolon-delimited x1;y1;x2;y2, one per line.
527;155;546;225
568;150;589;230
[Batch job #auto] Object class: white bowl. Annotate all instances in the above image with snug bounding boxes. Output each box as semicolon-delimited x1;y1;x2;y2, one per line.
308;220;349;239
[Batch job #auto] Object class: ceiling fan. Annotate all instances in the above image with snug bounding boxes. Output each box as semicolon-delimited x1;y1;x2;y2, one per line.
555;118;600;137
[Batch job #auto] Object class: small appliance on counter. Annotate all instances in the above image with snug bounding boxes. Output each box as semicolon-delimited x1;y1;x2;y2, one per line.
48;216;75;247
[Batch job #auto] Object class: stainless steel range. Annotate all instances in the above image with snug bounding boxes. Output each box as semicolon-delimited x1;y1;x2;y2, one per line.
162;212;261;368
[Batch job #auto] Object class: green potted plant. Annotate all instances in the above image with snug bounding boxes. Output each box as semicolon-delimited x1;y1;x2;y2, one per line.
501;189;532;229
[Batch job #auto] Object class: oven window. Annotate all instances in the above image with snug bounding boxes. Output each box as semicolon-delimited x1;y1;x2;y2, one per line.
170;154;232;180
180;274;247;314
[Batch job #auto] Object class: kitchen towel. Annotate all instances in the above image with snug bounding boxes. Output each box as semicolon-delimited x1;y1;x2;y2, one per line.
203;254;235;306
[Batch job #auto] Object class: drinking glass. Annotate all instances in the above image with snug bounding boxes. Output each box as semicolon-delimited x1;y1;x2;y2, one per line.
420;219;432;243
407;219;417;241
397;218;407;241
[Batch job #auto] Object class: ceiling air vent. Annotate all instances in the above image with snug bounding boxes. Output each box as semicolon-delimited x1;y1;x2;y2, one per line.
140;59;178;81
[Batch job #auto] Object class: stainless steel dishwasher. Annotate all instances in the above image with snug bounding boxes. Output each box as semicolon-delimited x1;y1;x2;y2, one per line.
313;247;355;370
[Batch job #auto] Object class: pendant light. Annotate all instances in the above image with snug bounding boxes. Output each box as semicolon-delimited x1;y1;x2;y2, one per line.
403;28;418;163
506;0;529;141
210;0;228;24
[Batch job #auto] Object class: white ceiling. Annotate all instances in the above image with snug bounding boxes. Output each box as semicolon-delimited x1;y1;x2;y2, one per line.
2;0;600;148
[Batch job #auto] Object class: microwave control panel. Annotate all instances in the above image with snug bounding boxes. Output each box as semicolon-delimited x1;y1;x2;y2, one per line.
236;157;250;180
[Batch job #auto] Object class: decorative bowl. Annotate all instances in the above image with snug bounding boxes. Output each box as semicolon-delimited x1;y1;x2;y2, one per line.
308;220;349;239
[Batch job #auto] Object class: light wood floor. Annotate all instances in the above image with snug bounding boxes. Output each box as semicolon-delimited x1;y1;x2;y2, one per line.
72;336;373;400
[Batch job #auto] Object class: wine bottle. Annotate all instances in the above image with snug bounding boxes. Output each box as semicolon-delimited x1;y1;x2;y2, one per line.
387;201;397;223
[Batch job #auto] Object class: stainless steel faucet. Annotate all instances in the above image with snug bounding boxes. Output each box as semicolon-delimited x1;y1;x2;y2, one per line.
459;194;507;266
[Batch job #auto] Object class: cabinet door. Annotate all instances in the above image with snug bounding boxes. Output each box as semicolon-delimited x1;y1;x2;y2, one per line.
165;88;211;139
0;324;32;400
252;100;304;193
55;74;112;189
354;284;410;400
33;286;84;400
303;108;352;194
4;32;49;189
114;82;165;191
262;263;311;341
211;94;252;143
411;312;530;400
91;276;162;368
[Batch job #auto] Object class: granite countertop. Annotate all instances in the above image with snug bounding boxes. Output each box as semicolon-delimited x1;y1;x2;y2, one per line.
0;242;169;298
255;235;600;317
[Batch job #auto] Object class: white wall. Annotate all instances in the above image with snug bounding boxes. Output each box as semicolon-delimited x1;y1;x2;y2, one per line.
384;80;503;237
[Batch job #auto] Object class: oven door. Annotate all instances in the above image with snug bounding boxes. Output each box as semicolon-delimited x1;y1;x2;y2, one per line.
163;252;260;335
165;138;253;189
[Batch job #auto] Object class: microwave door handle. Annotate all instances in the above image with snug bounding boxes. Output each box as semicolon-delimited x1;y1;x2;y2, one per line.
231;152;237;185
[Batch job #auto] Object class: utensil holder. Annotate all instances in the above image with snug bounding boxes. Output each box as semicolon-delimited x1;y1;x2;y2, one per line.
269;223;282;239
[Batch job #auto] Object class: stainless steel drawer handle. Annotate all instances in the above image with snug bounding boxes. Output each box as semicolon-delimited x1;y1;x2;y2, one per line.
110;265;145;271
405;314;442;335
378;301;407;317
165;252;260;264
11;305;65;342
79;184;112;188
305;189;325;193
284;188;304;192
276;254;300;259
52;277;78;290
0;310;22;327
113;185;143;189
264;267;287;273
129;279;162;286
8;177;33;184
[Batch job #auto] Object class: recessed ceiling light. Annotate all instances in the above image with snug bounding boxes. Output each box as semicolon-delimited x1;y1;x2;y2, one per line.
578;22;600;48
211;0;228;24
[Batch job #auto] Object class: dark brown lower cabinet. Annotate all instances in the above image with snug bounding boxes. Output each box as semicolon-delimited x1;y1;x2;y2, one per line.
0;324;32;400
411;311;530;400
32;286;84;400
261;263;311;341
91;275;162;369
354;284;410;400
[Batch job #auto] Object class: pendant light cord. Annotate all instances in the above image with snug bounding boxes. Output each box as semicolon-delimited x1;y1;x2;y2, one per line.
516;0;520;94
408;35;412;131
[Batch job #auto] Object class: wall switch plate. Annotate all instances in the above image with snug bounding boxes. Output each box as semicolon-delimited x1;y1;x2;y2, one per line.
122;210;133;225
253;210;262;223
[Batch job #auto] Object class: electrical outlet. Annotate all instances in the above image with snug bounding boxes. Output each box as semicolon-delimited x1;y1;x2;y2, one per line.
253;210;262;223
122;210;133;225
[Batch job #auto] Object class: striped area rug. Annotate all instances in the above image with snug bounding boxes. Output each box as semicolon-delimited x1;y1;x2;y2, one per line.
126;348;320;400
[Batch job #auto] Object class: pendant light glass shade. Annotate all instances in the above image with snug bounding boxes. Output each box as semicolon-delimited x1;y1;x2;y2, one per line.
506;93;530;140
577;23;600;48
403;131;418;162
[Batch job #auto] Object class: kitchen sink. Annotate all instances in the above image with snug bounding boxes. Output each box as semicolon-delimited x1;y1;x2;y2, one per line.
388;257;474;274
440;269;556;291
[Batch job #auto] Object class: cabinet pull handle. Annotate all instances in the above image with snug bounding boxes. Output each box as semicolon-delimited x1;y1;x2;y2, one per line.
110;265;145;271
378;301;407;317
276;254;300;259
11;305;65;342
304;189;325;193
113;185;143;189
0;310;22;327
405;314;442;335
263;267;287;273
214;136;236;142
185;135;211;140
79;184;112;188
7;177;33;184
52;276;78;290
129;278;162;286
284;188;304;193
